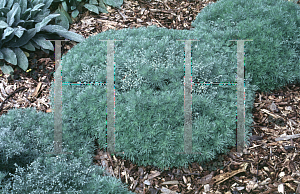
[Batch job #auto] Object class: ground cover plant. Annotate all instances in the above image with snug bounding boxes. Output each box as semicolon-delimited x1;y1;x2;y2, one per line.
0;0;299;192
45;24;257;172
0;107;135;193
44;0;300;173
190;0;300;94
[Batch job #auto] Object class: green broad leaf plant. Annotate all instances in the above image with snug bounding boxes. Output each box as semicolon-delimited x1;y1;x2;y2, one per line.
49;0;124;30
0;0;86;76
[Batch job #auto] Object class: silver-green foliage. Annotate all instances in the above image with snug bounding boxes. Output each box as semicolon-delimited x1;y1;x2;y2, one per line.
0;108;55;176
1;155;134;193
49;0;123;30
0;0;85;76
47;25;256;171
0;107;134;193
190;0;300;94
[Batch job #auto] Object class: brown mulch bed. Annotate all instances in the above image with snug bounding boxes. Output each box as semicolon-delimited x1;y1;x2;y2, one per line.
1;0;300;193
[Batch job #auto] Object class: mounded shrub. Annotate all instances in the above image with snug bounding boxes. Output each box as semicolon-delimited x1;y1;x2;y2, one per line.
2;0;299;191
0;107;134;193
190;0;300;93
46;0;300;172
0;108;55;181
46;24;257;171
1;154;134;193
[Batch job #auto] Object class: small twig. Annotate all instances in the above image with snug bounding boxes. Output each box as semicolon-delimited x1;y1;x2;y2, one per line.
275;134;300;141
117;8;128;21
0;87;28;112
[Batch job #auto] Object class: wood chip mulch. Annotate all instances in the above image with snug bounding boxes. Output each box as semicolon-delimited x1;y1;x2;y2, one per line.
0;0;300;193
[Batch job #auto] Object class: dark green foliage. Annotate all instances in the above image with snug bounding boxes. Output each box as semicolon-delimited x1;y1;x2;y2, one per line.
47;25;256;171
0;0;85;76
190;0;300;94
